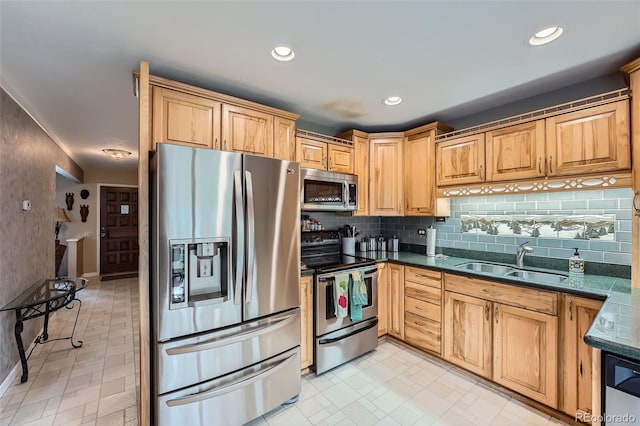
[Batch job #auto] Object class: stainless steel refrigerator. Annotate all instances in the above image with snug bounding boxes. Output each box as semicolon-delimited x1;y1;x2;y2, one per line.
151;143;301;425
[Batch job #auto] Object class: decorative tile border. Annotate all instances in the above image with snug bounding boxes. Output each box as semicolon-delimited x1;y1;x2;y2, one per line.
460;214;616;240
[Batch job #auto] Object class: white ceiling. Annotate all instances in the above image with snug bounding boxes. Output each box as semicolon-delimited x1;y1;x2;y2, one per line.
1;1;639;173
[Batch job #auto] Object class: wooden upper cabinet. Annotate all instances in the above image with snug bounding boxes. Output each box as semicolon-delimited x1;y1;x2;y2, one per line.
561;295;603;421
443;291;492;378
327;144;354;173
546;100;630;176
353;134;369;216
152;86;221;151
404;131;435;215
221;104;273;156
297;137;327;170
486;120;546;182
370;135;404;216
493;303;558;408
273;117;296;161
436;133;486;186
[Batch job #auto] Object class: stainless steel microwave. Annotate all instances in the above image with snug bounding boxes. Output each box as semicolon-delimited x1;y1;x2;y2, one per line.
300;168;357;212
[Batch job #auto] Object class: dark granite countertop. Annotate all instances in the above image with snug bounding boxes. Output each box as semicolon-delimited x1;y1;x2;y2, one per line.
301;268;315;277
356;250;640;361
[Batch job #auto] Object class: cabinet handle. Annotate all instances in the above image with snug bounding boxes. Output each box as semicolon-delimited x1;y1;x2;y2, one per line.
415;274;432;278
495;306;499;323
633;191;640;216
538;157;542;174
482;288;502;297
479;164;484;180
569;299;573;321
485;303;489;321
224;140;227;149
579;361;583;377
549;155;553;174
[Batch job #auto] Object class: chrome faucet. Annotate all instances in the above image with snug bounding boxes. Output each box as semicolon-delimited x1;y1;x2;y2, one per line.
516;241;534;268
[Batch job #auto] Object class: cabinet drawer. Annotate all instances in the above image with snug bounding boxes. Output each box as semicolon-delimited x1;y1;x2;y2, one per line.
444;273;558;315
404;296;441;322
404;312;441;353
405;267;441;288
405;281;441;305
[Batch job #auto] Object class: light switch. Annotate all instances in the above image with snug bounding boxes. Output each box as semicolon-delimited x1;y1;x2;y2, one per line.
22;200;31;211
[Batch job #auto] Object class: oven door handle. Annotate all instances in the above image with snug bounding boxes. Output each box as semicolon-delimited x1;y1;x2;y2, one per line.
318;318;378;345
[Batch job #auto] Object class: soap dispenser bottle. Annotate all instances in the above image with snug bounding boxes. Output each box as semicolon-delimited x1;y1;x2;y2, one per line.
569;248;585;275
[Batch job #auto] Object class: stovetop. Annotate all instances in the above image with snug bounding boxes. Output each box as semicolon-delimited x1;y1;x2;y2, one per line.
301;254;375;273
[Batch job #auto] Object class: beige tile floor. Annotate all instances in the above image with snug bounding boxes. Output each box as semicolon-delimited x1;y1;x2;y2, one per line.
0;277;139;426
0;277;572;426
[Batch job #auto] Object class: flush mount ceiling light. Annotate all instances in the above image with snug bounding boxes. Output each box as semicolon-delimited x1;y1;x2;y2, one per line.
271;46;295;62
529;26;564;46
102;148;132;160
383;96;403;106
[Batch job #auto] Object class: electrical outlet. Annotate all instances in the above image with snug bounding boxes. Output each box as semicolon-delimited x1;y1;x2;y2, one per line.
435;217;447;223
417;229;426;235
85;231;95;237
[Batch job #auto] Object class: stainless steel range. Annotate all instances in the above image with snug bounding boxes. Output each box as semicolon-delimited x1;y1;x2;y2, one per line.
301;234;378;374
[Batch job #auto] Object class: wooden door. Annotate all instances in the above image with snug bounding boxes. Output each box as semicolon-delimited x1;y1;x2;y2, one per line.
486;120;545;181
545;100;630;176
327;144;354;173
377;263;388;337
404;131;435;215
443;291;492;378
436;134;485;186
221;104;273;156
152;86;221;151
296;137;327;170
370;136;404;216
388;263;405;339
300;275;313;369
100;186;139;277
493;303;558;408
273;117;296;161
561;295;603;421
352;135;369;216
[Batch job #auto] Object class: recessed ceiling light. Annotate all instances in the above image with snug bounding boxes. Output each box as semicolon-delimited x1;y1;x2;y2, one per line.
529;26;564;46
271;46;295;62
383;96;403;106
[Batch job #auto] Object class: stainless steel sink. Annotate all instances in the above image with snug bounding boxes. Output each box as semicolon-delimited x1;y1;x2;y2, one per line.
456;262;514;275
455;261;568;284
504;269;568;283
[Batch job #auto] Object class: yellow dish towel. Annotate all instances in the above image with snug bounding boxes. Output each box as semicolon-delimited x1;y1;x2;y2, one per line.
334;273;349;318
350;271;368;321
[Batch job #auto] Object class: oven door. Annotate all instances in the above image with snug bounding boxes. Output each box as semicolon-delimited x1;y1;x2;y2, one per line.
315;266;378;336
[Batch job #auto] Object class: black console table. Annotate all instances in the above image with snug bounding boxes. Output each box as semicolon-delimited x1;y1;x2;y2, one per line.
0;277;88;383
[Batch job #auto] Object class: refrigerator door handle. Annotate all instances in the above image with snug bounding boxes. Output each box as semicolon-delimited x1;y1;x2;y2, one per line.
165;352;297;407
233;171;245;305
245;170;256;304
165;312;298;355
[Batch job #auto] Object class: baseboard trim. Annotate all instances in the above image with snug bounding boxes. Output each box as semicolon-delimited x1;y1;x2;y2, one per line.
0;328;42;397
82;272;98;277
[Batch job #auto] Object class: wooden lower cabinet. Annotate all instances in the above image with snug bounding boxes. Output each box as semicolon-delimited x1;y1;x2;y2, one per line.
388;263;405;339
377;263;388;337
404;266;442;355
300;274;313;370
443;291;492;378
561;295;603;421
493;303;558;408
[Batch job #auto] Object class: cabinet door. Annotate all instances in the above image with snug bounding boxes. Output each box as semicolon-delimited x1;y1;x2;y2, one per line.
327;144;354;173
443;291;492;378
353;135;369;216
300;275;313;370
388;264;405;339
297;137;327;170
493;303;558;408
561;295;602;421
273;117;296;161
486;121;545;181
377;263;388;337
222;104;273;156
152;86;221;151
404;131;436;215
545;100;630;176
370;136;404;216
436;133;485;186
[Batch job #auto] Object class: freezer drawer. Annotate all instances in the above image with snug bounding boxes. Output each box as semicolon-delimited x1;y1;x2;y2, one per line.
156;308;300;394
314;318;378;375
157;347;301;426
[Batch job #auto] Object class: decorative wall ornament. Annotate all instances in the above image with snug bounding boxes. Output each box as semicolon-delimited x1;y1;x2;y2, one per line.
65;193;74;210
80;189;90;199
80;205;89;222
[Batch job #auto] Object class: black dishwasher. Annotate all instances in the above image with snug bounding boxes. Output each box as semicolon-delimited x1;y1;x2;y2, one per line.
604;353;640;425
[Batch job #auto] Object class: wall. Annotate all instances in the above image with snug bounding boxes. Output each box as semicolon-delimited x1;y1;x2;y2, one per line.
0;88;83;385
56;167;137;276
381;189;632;265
